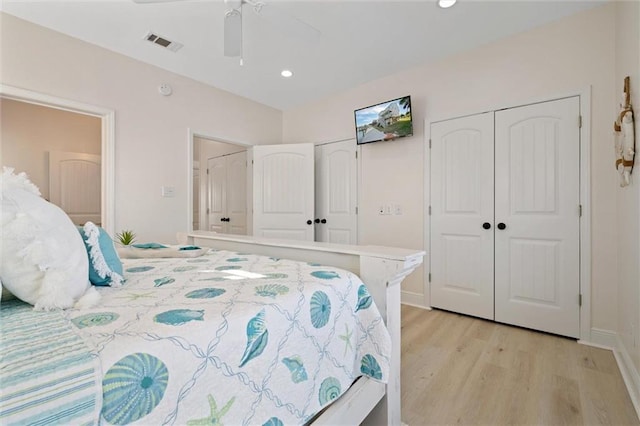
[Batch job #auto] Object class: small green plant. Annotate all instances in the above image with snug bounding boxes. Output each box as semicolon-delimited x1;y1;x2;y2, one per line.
116;230;136;246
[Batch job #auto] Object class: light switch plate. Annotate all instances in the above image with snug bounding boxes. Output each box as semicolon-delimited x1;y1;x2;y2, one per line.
161;186;175;197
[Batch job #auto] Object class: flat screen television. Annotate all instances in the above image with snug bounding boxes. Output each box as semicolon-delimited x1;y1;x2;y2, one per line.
354;96;413;145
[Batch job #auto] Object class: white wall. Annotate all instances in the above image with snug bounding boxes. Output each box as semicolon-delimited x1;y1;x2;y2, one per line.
0;12;282;242
0;98;101;200
615;0;640;380
283;4;618;332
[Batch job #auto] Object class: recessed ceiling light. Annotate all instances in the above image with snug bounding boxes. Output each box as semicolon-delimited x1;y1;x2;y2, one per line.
281;69;293;78
438;0;456;8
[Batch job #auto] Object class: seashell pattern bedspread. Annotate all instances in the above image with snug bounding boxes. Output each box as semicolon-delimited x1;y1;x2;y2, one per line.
68;249;391;425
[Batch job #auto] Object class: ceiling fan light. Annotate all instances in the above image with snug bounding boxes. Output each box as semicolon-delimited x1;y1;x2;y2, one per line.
281;70;293;78
438;0;457;8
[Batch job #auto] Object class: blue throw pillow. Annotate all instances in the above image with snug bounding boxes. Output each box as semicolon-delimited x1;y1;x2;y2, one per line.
77;222;124;286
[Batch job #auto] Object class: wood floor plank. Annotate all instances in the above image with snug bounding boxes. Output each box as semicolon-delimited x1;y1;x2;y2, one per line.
539;374;583;425
400;305;640;426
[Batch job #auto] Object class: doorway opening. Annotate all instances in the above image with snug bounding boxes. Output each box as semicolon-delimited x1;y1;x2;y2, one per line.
0;85;115;235
188;130;252;234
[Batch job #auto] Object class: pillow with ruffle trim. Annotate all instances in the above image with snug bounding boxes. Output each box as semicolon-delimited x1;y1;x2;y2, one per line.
0;167;100;310
77;222;124;287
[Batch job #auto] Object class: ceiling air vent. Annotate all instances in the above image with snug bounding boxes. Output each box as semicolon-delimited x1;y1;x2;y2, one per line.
144;32;183;53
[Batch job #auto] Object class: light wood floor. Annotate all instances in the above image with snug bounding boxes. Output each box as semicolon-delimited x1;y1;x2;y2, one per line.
400;305;639;425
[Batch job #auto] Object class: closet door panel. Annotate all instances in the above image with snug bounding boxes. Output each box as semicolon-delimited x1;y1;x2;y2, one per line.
494;97;580;338
315;140;358;244
430;112;495;320
207;156;226;233
226;151;247;235
253;144;315;241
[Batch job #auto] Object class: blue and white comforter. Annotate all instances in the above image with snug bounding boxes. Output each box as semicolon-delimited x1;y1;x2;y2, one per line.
66;249;391;425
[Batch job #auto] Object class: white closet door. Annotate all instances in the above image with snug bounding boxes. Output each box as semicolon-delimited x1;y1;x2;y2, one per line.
193;164;200;230
494;97;580;338
315;140;358;244
226;151;247;235
430;113;495;320
253;143;315;241
49;151;101;226
207;156;226;233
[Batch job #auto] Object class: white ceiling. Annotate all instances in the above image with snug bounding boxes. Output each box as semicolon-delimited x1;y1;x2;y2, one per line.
2;0;604;111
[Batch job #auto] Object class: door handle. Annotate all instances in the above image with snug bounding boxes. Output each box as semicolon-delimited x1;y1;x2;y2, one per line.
497;222;506;230
321;219;327;224
307;220;313;225
314;218;320;223
482;222;491;230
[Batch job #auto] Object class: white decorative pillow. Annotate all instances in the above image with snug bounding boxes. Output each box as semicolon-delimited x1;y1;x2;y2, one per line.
0;167;100;310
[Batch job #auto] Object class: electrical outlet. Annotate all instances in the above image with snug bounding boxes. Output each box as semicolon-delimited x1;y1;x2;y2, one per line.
384;205;392;215
394;204;402;215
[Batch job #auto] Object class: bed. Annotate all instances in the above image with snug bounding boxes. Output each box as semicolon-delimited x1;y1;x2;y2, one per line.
0;231;424;425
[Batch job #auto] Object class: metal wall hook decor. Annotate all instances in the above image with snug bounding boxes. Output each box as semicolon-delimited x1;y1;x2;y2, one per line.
614;76;635;187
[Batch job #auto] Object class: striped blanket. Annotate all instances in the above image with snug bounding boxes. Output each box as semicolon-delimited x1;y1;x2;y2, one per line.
0;300;101;425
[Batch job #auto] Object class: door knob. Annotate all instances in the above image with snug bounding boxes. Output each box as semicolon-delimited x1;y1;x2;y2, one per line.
307;220;313;225
321;219;327;224
482;222;491;230
497;222;506;230
315;218;320;223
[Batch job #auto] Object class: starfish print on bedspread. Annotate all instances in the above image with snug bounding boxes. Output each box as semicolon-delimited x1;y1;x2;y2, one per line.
338;323;353;356
187;395;235;426
118;291;156;301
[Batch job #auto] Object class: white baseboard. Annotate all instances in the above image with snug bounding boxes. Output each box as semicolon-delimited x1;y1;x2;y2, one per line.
613;335;640;420
585;327;618;349
581;328;639;418
400;291;429;310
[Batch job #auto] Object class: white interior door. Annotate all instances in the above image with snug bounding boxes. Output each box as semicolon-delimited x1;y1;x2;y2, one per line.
193;162;200;230
226;151;247;235
49;151;101;226
253;143;314;241
494;97;580;338
207;156;226;233
315;140;358;244
430;113;495;320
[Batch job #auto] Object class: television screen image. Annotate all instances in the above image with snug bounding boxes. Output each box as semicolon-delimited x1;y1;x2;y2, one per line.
354;96;413;145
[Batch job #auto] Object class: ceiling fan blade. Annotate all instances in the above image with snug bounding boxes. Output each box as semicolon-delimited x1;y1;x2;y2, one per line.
254;2;320;43
224;9;243;57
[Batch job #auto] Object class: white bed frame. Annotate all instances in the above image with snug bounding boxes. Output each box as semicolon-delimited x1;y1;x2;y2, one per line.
186;231;425;426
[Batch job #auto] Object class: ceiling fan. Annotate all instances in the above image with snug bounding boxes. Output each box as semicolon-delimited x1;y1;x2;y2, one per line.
133;0;321;63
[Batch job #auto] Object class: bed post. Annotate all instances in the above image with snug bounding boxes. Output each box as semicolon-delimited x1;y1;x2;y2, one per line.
359;254;423;426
